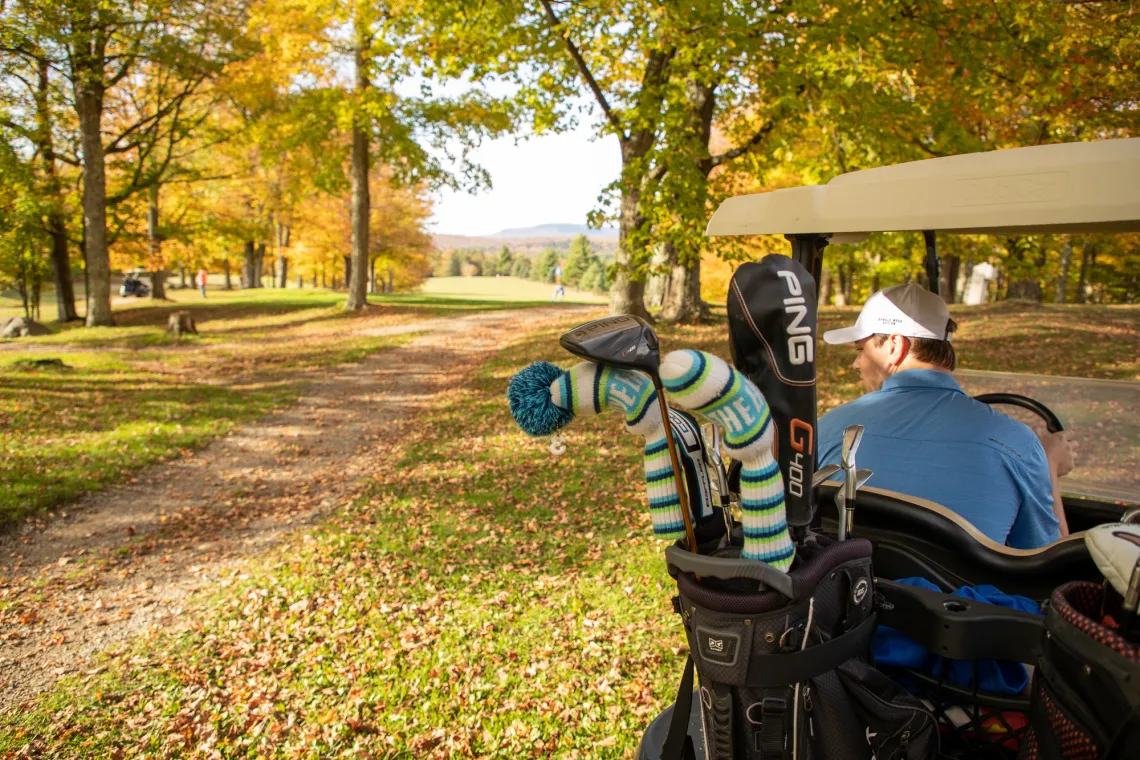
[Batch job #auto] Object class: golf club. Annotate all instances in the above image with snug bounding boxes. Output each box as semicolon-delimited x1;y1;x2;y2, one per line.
702;422;735;545
812;463;841;489
560;315;698;553
837;425;865;540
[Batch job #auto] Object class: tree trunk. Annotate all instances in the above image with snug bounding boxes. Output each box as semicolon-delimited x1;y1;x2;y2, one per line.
243;241;256;287
35;58;78;322
939;255;960;305
658;243;706;323
277;255;288;288
255;243;266;287
1056;238;1073;304
833;264;848;306
819;265;832;306
76;75;112;326
386;267;393;294
297;275;303;289
369;258;377;294
644;244;670;309
46;212;77;322
151;270;167;300
957;260;973;304
869;253;881;293
610;175;651;319
179;265;188;289
345;16;371;311
148;184;168;300
223;259;233;290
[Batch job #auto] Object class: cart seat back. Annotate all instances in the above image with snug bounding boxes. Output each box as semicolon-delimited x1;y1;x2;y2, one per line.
816;481;1097;599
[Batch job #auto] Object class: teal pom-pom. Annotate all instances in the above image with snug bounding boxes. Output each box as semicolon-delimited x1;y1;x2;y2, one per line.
508;361;573;436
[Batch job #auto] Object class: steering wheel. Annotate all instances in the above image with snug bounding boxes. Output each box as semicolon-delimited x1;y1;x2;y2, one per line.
973;392;1065;433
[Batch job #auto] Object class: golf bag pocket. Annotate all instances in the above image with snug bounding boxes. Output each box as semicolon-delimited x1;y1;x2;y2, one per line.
667;537;936;760
837;658;937;760
1021;581;1140;760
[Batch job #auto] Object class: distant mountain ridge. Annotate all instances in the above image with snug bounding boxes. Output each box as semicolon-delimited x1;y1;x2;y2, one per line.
486;223;618;239
432;223;619;257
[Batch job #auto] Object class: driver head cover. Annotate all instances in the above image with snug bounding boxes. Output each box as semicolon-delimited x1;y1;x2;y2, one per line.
1085;523;1140;597
823;282;951;345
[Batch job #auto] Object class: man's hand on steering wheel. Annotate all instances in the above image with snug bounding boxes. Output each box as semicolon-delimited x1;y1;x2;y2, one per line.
1038;429;1078;479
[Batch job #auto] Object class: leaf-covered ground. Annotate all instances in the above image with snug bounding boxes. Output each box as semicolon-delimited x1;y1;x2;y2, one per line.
0;289;570;526
0;302;1135;758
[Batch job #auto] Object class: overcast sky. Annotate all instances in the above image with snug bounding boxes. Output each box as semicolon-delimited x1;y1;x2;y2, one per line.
427;121;621;237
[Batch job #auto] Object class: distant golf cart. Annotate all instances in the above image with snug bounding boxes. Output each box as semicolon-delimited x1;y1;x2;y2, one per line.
636;137;1140;759
120;270;151;298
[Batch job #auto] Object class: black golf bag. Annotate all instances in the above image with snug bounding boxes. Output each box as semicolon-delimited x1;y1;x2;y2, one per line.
1020;581;1140;760
659;538;938;760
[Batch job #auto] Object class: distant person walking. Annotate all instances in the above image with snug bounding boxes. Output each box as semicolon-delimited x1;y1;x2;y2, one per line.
197;269;208;298
551;262;565;301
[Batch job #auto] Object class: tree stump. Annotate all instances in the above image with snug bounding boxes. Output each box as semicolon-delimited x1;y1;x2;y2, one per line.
1;317;52;338
166;311;198;339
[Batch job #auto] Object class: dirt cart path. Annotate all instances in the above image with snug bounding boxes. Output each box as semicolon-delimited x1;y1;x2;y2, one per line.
0;306;595;711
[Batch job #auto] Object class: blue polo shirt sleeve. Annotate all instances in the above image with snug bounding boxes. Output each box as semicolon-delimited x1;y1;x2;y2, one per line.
1004;439;1061;549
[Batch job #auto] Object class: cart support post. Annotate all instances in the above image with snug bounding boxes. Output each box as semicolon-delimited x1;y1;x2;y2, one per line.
923;230;941;296
786;234;829;299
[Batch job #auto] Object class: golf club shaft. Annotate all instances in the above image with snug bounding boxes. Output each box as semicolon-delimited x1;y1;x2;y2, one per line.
654;379;698;553
843;465;857;539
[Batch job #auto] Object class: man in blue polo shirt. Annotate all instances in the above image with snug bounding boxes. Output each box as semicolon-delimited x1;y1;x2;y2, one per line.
817;283;1075;549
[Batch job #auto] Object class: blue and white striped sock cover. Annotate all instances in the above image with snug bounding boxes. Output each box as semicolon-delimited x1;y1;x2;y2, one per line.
660;350;794;571
550;362;687;539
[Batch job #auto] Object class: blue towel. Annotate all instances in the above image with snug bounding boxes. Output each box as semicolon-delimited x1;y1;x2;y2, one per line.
872;577;1041;695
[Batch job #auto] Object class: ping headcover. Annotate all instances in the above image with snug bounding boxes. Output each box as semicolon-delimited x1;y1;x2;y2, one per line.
507;361;687;539
661;350;794;571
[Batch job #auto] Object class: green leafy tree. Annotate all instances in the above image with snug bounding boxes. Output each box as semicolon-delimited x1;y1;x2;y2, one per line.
533;248;559;283
563;234;593;288
510;256;531;279
447;250;463;277
496;245;513;274
579;259;603;293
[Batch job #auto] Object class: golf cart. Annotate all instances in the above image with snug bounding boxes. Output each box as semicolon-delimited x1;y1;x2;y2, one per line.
635;137;1140;759
120;270;150;298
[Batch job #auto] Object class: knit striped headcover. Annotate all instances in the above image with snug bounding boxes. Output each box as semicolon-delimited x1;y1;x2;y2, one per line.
548;362;688;539
660;350;794;571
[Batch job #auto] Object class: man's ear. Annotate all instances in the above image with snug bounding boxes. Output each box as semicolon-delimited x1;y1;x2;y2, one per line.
888;334;910;366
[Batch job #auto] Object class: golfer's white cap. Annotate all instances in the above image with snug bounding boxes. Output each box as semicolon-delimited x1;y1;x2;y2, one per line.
823;282;952;345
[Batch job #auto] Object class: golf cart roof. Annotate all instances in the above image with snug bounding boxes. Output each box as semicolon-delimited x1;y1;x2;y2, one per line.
706;138;1140;243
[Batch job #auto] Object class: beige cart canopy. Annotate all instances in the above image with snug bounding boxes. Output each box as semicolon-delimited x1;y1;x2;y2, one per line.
707;138;1140;243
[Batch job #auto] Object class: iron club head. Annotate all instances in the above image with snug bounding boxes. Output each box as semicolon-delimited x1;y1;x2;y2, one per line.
841;425;865;469
813;463;841;489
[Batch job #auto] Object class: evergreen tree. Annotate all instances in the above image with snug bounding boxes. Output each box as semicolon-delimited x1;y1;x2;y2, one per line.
534;248;560;283
563;235;593;287
511;256;531;279
484;257;498;276
580;259;606;293
497;245;513;273
447;250;463;276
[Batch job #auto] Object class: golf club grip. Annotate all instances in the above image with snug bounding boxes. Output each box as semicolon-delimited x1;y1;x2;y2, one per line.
973;393;1064;433
665;547;795;598
727;256;819;531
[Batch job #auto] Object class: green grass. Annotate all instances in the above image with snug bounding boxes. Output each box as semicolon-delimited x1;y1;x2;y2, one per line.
419;276;607;304
0;301;1136;758
0;283;587;527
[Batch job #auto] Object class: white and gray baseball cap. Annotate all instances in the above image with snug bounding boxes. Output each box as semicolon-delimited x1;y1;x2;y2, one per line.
823;282;952;345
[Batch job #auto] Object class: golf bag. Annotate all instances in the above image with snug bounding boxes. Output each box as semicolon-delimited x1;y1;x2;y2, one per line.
662;537;937;760
1020;581;1140;760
